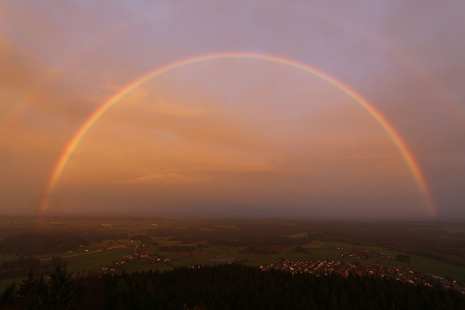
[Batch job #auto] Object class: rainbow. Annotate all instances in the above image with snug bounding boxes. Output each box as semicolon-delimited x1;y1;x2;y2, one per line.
40;52;436;216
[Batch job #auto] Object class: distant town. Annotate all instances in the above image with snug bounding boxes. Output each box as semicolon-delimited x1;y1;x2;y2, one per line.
103;252;171;273
260;259;465;294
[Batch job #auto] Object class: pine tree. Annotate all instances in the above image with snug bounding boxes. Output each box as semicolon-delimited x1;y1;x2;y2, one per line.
0;283;17;307
17;271;48;309
328;292;339;310
47;265;76;309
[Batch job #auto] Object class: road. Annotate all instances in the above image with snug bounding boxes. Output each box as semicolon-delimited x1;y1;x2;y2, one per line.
40;249;102;261
39;245;127;261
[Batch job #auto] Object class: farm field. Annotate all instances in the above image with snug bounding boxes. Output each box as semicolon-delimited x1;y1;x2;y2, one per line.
72;237;465;281
0;217;465;291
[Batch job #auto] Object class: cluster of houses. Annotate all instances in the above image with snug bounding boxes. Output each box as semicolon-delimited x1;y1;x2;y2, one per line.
102;253;171;273
260;259;465;294
339;248;394;259
327;246;399;260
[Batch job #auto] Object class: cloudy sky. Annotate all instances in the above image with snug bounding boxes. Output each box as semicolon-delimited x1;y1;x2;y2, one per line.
1;1;464;219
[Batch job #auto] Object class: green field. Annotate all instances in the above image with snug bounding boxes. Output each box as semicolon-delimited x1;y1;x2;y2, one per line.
1;219;465;293
64;248;135;273
1;237;464;286
0;254;19;264
120;239;465;281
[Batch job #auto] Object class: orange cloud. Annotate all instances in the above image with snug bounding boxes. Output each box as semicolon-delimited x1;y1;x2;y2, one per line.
118;173;211;184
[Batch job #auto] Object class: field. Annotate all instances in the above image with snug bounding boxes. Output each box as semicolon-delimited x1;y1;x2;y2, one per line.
33;238;465;282
0;217;465;291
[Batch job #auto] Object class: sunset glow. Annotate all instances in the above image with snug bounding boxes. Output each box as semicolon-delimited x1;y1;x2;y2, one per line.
40;53;435;216
1;1;464;219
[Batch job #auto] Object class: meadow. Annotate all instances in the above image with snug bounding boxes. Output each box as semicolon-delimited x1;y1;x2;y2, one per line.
0;217;465;291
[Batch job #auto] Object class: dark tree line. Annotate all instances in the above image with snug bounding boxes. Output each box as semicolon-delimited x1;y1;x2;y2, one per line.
0;265;76;309
148;225;312;247
0;231;128;256
0;233;90;256
0;255;62;279
396;254;411;263
1;264;465;310
308;221;465;267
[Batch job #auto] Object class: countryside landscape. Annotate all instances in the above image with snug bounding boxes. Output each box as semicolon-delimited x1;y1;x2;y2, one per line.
2;1;465;308
1;217;465;287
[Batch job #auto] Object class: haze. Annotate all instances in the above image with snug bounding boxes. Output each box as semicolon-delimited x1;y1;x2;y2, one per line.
1;1;464;220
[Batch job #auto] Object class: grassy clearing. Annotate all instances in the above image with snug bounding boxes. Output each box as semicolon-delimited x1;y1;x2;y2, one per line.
305;241;326;248
63;248;134;273
0;254;20;263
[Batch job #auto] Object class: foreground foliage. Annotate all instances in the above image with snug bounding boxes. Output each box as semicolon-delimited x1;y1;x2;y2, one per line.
1;264;465;310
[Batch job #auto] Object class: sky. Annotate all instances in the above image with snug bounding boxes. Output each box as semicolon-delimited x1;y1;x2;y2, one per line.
1;1;464;220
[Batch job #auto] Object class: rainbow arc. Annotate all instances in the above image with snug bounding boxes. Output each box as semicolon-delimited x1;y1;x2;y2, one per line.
40;52;436;217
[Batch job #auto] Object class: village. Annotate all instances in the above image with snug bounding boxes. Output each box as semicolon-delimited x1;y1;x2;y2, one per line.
337;247;394;259
260;259;465;294
102;252;171;273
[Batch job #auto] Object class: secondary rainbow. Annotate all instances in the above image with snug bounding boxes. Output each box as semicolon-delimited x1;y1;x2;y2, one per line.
40;52;436;216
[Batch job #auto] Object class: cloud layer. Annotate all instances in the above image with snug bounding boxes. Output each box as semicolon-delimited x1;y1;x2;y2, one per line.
1;1;464;219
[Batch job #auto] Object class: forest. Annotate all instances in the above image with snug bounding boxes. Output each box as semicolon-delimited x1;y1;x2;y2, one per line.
0;217;464;309
0;231;128;255
1;264;464;310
